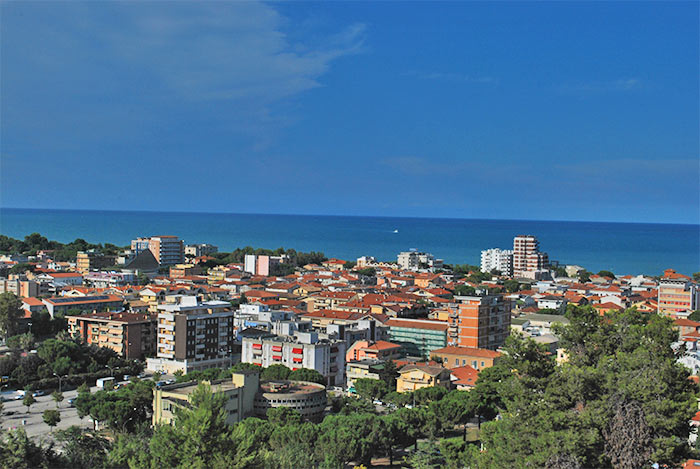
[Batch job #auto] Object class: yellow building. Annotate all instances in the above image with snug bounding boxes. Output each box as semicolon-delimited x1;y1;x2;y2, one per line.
396;364;452;393
152;371;260;426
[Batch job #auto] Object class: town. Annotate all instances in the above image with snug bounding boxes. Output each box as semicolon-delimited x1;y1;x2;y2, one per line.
0;231;698;467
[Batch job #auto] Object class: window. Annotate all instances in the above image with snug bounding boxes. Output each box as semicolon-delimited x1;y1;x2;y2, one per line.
481;361;485;367
472;360;477;368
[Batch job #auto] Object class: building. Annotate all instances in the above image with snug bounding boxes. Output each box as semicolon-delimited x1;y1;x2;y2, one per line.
345;340;401;362
84;272;136;288
0;277;43;298
153;371;260;426
397;250;443;271
396;363;452;393
169;264;203;278
67;311;157;359
346;359;386;391
42;294;124;318
146;296;235;374
658;272;699;318
454;294;511;350
450;365;479;390
430;345;501;370
149;236;185;267
184;243;218;258
480;248;514;276
253;380;327;422
244;254;285;276
513;235;549;279
386;318;448;358
241;332;346;386
76;250;116;273
131;237;152;254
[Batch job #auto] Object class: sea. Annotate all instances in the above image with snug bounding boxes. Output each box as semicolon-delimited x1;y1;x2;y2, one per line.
1;208;698;276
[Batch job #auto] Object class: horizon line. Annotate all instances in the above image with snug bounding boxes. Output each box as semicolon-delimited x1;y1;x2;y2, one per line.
1;206;699;227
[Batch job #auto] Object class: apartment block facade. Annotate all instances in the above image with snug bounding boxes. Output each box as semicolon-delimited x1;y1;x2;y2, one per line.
76;250;116;273
658;277;699;318
397;250;443;271
67;311;156;359
480;248;514;276
147;296;235;373
149;236;185;266
513;235;549;279
455;294;511;350
241;332;346;386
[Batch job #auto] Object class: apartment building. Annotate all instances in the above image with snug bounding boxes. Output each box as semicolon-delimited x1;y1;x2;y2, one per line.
84;272;136;288
513;235;549;279
397;250;443;271
345;340;401;362
454;294;511;350
385;318;448;358
184;243;218;258
0;277;44;298
169;264;202;278
396;364;452;393
76;250;116;273
42;294;124;318
243;254;285;276
146;296;235;374
153;371;259;426
658;272;699;318
430;345;501;370
149;236;185;266
480;248;514;276
67;311;156;359
241;331;346;386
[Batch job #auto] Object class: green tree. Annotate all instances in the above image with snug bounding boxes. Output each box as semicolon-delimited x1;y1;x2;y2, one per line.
354;378;390;401
55;426;111;469
597;270;616;279
42;409;61;432
22;393;36;413
261;364;291;381
472;307;697;468
0;292;23;340
150;383;234;468
503;279;520;293
51;391;64;408
0;427;57;469
378;359;399;388
688;310;700;322
266;407;302;426
453;285;476;296
288;368;326;385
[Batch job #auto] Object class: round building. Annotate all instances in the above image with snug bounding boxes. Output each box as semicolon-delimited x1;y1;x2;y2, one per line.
254;380;327;422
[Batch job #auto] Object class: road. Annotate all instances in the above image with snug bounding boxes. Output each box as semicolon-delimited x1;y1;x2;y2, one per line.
0;375;151;439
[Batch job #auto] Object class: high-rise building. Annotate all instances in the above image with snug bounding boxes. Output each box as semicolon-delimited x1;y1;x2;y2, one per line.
243;254;284;276
146;296;235;374
480;248;514;275
658;270;699;318
513;235;549;279
148;236;184;266
454;294;511;350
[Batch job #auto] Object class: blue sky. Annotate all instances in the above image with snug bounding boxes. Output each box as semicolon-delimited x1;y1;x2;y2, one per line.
1;1;698;224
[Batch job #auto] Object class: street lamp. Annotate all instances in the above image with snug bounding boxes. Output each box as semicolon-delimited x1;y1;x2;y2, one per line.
105;365;115;377
53;373;66;393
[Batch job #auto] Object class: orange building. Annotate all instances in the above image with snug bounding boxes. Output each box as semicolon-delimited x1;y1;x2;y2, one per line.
658;270;699;318
454;294;511;350
67;311;157;359
346;340;402;362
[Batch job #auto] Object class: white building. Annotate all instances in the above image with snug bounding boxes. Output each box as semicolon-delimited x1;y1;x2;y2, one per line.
397;250;443;271
480;248;514;275
241;332;346;386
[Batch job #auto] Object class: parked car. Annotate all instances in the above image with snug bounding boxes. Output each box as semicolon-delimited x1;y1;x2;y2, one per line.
165;379;175;385
67;397;77;407
123;375;131;381
32;390;45;397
